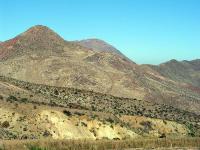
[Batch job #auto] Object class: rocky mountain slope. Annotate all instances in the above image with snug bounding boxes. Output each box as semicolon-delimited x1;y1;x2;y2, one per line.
146;59;200;88
0;76;198;140
0;25;200;140
1;25;200;116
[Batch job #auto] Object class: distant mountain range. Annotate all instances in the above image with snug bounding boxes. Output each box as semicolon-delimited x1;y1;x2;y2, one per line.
0;25;200;116
147;59;200;88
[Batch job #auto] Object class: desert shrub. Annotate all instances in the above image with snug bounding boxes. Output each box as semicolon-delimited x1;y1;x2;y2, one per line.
1;121;10;128
18;116;27;122
20;98;28;103
21;135;28;140
54;89;59;96
140;121;153;132
163;120;167;124
159;133;166;138
27;145;47;150
0;95;3;100
106;117;115;124
81;122;87;127
110;124;114;128
43;130;51;137
91;114;98;119
136;110;143;115
187;123;196;137
63;110;72;116
91;105;96;111
23;127;27;131
89;128;97;137
7;95;18;101
113;137;120;140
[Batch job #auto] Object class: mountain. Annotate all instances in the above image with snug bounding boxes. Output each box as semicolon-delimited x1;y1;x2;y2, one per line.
0;25;142;99
0;25;66;60
146;59;200;89
75;39;125;56
1;25;200;140
1;25;200;117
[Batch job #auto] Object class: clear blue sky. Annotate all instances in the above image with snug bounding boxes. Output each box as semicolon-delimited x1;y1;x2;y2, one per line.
1;0;200;64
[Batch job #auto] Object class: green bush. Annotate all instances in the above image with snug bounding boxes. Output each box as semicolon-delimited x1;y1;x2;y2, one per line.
20;98;28;103
7;95;18;101
106;117;115;124
1;121;10;128
63;110;72;116
187;123;195;137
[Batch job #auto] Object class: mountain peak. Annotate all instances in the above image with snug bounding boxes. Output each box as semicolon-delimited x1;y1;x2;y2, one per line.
21;25;63;39
75;38;125;56
17;25;65;45
31;24;49;29
25;25;54;34
79;38;108;43
169;59;178;63
0;25;66;60
161;59;179;65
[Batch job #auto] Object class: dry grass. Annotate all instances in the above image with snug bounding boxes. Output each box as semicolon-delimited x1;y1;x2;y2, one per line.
0;138;200;150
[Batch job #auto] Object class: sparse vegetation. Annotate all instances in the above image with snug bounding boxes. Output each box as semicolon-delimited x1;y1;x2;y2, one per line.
1;138;200;150
0;75;200;140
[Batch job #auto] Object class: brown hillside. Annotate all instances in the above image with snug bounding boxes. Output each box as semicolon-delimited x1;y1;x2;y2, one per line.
1;25;200;116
